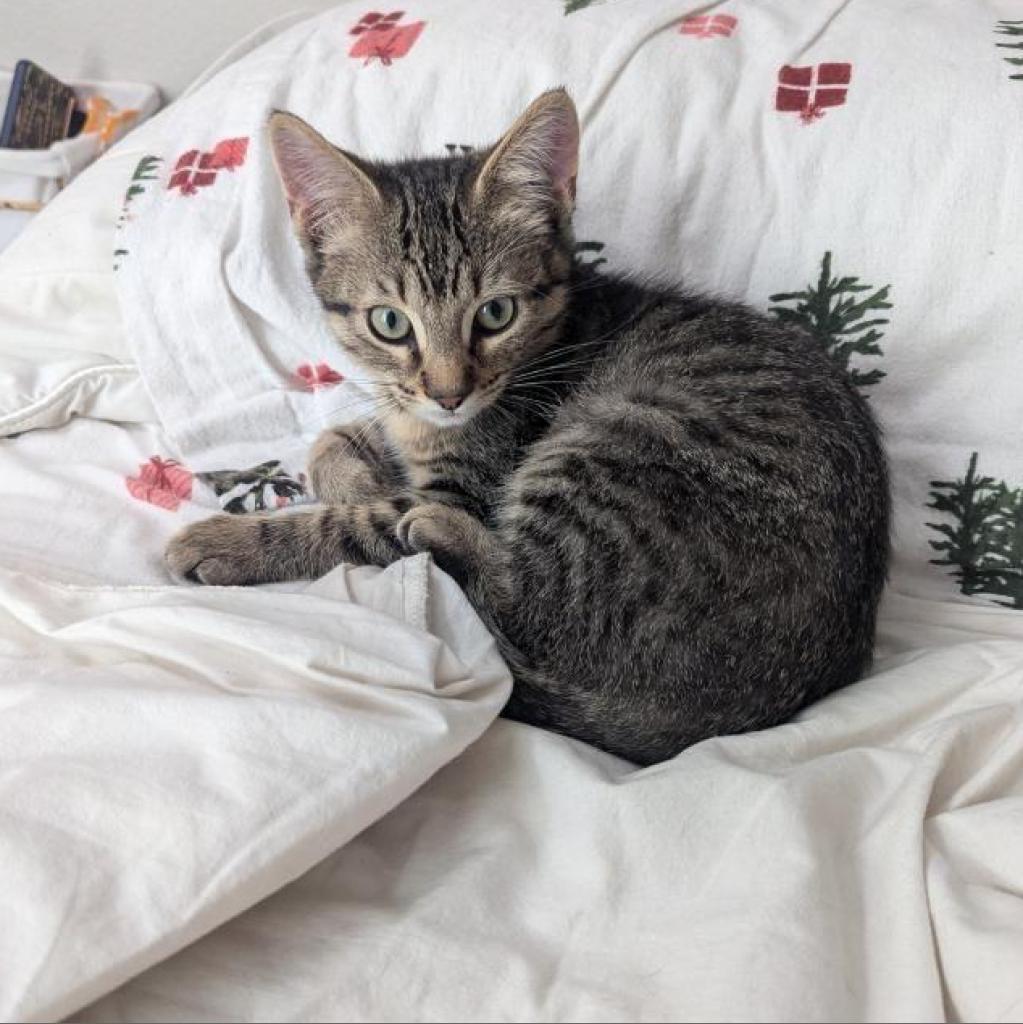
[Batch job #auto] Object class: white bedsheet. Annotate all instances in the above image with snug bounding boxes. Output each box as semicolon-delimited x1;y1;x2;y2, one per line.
8;422;1016;1023
80;595;1023;1023
0;421;511;1023
0;418;185;585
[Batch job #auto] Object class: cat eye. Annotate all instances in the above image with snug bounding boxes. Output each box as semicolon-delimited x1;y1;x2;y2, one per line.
368;305;413;343
475;296;517;333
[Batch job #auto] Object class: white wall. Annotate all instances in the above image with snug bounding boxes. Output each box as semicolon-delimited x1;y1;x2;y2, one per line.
0;1;337;101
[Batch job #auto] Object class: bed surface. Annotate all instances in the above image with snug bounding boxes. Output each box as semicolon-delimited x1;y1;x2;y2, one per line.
2;1;1022;1020
2;417;1022;1022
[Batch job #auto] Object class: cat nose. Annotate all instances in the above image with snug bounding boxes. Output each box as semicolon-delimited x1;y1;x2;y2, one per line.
420;371;472;412
433;392;468;411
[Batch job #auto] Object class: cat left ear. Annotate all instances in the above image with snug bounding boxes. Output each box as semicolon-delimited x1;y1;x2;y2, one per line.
474;88;579;215
268;110;380;246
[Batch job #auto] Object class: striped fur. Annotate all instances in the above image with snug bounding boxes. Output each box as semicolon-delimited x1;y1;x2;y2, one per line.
167;91;890;765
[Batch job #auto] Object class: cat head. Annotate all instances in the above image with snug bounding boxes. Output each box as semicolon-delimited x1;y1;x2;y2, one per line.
269;89;579;428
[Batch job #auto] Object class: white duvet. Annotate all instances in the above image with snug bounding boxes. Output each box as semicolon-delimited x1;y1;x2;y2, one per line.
82;606;1023;1023
2;415;1021;1024
0;475;510;1021
2;1;1023;1022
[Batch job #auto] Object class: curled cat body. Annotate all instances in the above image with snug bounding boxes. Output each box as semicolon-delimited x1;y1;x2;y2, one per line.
167;90;890;766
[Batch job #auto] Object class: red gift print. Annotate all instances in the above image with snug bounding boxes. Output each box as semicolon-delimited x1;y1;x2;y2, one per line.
680;14;737;38
126;456;193;511
349;11;426;65
295;362;345;391
350;10;403;32
776;64;852;123
167;136;250;196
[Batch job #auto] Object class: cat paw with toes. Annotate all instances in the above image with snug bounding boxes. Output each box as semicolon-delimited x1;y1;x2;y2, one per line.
397;504;488;576
166;515;265;585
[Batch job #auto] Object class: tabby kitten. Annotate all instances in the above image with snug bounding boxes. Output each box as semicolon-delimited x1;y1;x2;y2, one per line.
167;90;890;766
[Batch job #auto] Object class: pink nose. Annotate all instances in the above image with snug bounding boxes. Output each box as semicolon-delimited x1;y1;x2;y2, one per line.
434;393;467;411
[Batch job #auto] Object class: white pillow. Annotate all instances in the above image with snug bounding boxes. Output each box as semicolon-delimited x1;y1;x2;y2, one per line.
0;11;309;436
4;0;1021;611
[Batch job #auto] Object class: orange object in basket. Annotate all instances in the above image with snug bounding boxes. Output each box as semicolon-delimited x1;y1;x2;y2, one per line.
82;95;138;146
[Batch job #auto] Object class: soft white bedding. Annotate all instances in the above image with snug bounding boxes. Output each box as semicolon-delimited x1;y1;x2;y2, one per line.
0;421;510;1022
5;424;1022;1024
1;1;1022;1021
0;418;171;584
80;606;1023;1022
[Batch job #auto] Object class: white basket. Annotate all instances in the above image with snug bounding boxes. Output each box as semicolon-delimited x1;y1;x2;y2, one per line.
0;74;160;249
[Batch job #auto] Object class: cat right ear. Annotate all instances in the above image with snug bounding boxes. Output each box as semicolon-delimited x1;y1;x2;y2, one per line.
267;111;380;246
474;89;579;222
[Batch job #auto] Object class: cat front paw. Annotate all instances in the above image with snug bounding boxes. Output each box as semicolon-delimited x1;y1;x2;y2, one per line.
165;515;266;585
397;503;489;581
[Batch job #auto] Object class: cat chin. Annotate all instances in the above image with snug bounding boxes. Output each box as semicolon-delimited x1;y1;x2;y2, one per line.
408;398;483;430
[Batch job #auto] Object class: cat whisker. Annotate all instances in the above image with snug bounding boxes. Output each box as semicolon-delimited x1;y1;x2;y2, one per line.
509;360;596;381
300;401;381;431
511;334;624;375
509;356;610;384
505;380;579;391
501;393;561;420
298;390;396;432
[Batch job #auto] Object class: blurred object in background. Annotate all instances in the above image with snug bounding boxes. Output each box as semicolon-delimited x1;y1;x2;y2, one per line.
0;60;80;149
0;60;159;251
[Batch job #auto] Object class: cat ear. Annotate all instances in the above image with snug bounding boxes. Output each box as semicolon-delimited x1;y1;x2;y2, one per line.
474;88;579;216
267;110;380;245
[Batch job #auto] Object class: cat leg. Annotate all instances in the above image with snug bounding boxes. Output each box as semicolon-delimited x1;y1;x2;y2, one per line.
167;498;407;585
307;421;404;505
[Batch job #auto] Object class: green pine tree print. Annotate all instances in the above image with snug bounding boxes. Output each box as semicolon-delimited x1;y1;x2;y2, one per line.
996;21;1023;80
574;239;608;269
927;452;1023;609
564;0;602;14
114;155;163;270
769;251;891;389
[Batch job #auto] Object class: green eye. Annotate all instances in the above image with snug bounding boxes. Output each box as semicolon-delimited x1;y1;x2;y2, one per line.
475;296;516;333
369;305;412;342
